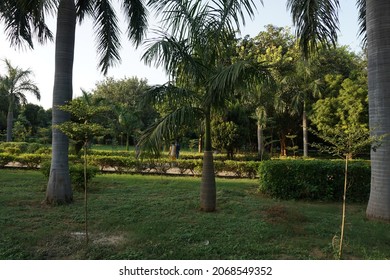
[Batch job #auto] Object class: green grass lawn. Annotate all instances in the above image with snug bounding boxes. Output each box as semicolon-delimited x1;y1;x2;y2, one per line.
1;169;389;260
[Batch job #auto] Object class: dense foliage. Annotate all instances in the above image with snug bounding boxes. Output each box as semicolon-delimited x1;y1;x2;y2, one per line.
259;159;370;202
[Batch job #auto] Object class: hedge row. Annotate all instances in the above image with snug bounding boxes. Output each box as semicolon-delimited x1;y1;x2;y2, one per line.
0;153;78;168
0;142;50;155
0;142;258;161
89;149;258;161
0;152;260;178
258;159;370;202
88;155;260;178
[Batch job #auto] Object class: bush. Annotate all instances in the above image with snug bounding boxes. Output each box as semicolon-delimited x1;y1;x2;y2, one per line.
258;159;370;202
41;161;99;192
0;142;29;154
26;143;45;154
14;154;50;169
224;160;260;178
89;155;135;173
0;153;14;168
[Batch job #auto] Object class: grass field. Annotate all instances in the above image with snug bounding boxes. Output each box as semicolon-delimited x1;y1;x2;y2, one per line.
1;169;389;260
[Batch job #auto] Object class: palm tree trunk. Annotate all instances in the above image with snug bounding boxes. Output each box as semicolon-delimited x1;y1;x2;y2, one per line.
366;0;390;221
302;107;308;157
126;133;130;151
6;100;14;142
200;107;216;212
257;122;264;160
45;0;76;204
280;133;287;157
198;135;202;153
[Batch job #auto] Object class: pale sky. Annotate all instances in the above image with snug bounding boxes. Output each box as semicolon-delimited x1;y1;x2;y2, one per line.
0;0;361;109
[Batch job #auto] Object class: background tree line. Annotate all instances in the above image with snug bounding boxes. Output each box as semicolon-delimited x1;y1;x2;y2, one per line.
1;25;368;160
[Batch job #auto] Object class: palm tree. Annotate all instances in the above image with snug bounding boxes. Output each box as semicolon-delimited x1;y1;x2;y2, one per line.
0;59;40;142
287;0;390;221
1;0;148;204
141;0;268;211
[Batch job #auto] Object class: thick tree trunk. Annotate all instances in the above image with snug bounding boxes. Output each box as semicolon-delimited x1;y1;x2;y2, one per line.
302;109;308;157
366;0;390;221
6;101;14;142
200;107;216;212
45;0;76;204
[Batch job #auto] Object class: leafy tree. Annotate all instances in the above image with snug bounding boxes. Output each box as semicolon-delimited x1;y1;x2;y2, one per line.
211;118;239;159
237;25;300;157
12;116;29;142
311;75;369;150
93;77;155;148
0;59;40;142
56;97;108;243
290;46;364;157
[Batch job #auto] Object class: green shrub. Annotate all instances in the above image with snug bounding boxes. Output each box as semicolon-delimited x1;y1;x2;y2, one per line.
176;159;201;175
14;154;50;169
41;161;99;192
258;159;370;202
89;155;135;173
0;153;14;168
0;142;29;154
69;164;99;192
224;160;260;178
26;143;45;154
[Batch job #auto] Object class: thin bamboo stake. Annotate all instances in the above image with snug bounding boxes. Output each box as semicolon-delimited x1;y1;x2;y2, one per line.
339;155;348;259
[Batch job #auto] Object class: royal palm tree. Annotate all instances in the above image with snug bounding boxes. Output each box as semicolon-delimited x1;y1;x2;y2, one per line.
0;59;40;142
1;0;148;204
287;0;390;221
141;0;269;211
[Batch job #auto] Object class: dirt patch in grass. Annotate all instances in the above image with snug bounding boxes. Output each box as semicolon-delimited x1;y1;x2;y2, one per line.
70;232;126;246
310;247;327;259
261;204;308;224
93;234;126;246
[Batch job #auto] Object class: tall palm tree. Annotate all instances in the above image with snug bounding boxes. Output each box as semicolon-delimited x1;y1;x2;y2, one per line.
141;0;268;212
0;59;40;142
287;0;390;221
365;0;390;221
1;0;148;204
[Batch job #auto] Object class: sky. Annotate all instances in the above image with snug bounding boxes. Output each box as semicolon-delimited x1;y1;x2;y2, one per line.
0;0;362;109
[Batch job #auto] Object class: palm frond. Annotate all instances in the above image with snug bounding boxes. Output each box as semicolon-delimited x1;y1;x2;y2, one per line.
142;30;207;80
208;60;272;107
122;0;148;46
356;0;366;47
208;0;260;34
0;0;54;48
287;0;340;55
75;0;94;23
139;105;203;155
15;81;41;100
148;0;205;38
93;0;121;75
140;82;200;109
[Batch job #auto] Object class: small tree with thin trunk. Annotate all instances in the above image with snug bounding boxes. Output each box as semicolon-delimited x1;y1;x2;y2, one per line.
311;126;383;259
56;97;108;244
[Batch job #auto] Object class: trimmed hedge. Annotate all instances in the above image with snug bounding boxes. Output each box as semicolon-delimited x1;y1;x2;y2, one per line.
14;154;50;169
258;159;370;202
0;153;14;168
